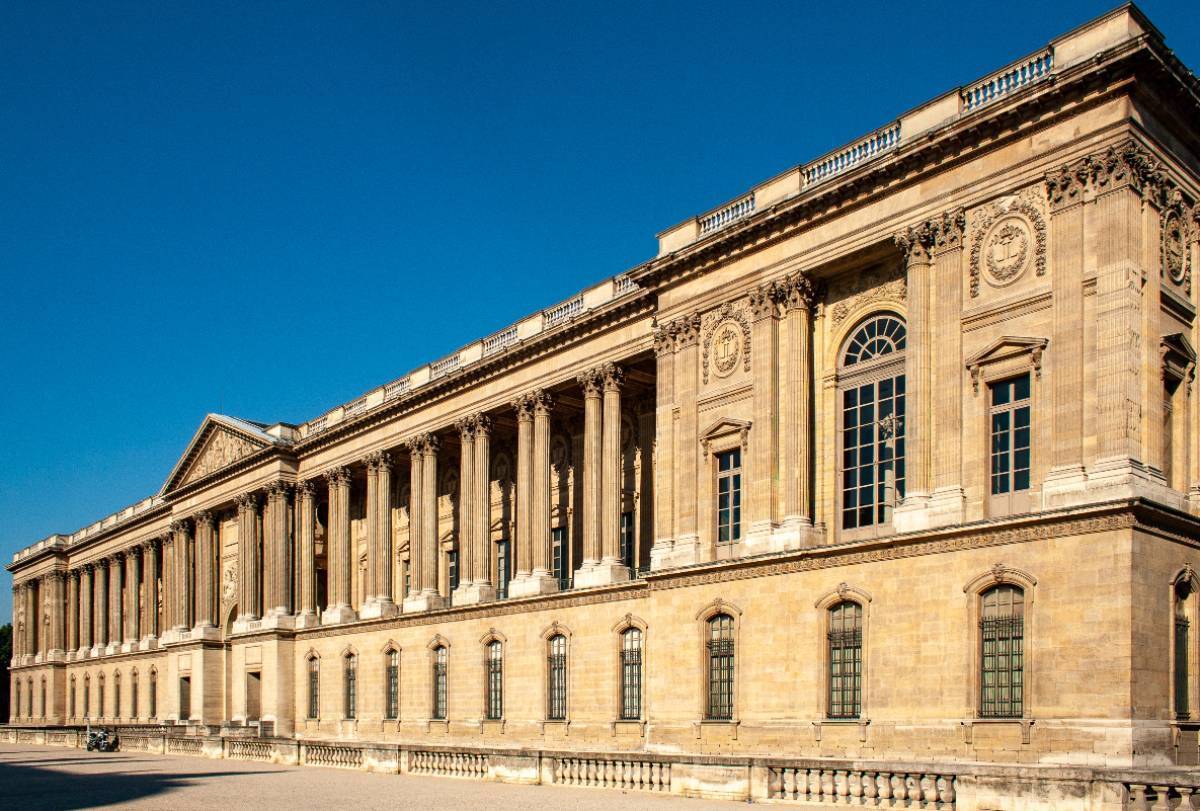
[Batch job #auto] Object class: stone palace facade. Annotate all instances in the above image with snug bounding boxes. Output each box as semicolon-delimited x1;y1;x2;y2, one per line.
7;6;1200;808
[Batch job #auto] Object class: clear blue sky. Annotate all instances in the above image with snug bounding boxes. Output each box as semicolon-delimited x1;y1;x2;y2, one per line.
2;1;1196;620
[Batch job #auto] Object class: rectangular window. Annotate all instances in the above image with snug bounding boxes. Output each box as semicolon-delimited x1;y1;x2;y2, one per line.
990;375;1031;496
1165;376;1181;487
245;672;261;721
448;551;459;592
114;680;121;719
344;657;357;719
827;604;863;719
149;675;156;718
432;648;448;720
179;676;191;721
551;527;569;590
620;629;643;720
1177;615;1190;719
619;511;635;571
84;682;90;718
496;540;511;599
486;643;503;721
131;678;138;720
841;376;906;530
307;660;320;719
547;636;568;721
70;682;76;719
707;622;735;721
980;586;1024;719
386;653;400;720
716;449;743;543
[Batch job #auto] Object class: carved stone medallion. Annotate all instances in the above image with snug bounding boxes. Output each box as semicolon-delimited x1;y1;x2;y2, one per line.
984;218;1031;284
1163;209;1187;287
701;301;752;384
968;191;1047;297
711;322;741;377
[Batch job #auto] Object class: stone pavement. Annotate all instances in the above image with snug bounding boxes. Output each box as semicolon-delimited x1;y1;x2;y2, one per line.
0;742;742;810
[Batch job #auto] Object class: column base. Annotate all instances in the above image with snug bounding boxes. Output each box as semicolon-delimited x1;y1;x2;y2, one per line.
76;646;91;659
138;636;159;651
928;486;966;528
104;643;120;656
120;641;137;654
229;617;261;635
451;583;496;605
320;605;359;625
651;534;701;569
767;519;826;552
574;561;630;588
1042;464;1089;507
89;645;103;659
294;611;321;629
892;493;932;534
47;649;66;663
359;599;401;619
189;624;223;640
507;573;560;598
402;592;446;613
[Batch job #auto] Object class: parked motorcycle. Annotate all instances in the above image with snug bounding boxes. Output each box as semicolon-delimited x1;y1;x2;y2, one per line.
85;727;119;752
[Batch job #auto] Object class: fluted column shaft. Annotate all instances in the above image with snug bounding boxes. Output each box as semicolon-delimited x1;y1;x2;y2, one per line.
601;367;625;565
94;561;108;647
52;572;67;653
375;457;394;604
193;512;216;626
674;316;702;547
365;459;380;603
144;541;160;638
265;483;292;615
473;417;492;586
898;227;934;502
580;370;603;566
162;535;175;631
171;521;192;630
652;326;676;553
421;438;440;597
783;276;817;526
456;421;476;590
532;393;554;576
325;470;352;611
124;552;138;642
79;568;93;650
406;444;425;594
67;571;80;652
749;284;781;536
28;581;40;656
108;556;122;644
296;481;317;616
237;495;262;620
514;401;533;579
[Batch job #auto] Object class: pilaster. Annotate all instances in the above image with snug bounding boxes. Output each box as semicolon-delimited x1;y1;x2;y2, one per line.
670;313;703;566
142;538;160;645
778;273;824;549
651;321;677;566
928;209;968;527
512;397;534;585
745;281;784;551
893;219;934;533
193;510;217;628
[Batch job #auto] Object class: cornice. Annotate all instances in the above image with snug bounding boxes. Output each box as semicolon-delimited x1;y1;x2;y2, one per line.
632;36;1198;296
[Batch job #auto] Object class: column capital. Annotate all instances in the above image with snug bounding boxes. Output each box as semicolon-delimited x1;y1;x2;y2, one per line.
577;367;604;398
323;466;351;487
454;415;476;440
404;432;436;457
653;321;676;357
193;509;215;528
109;550;125;563
895;220;937;265
783;272;822;311
47;568;66;584
748;278;787;320
267;479;292;500
1045;159;1090;211
671;311;702;348
423;434;440;457
511;393;535;421
474;413;493;437
531;389;555;416
168;518;190;535
366;450;393;472
296;478;316;498
236;490;261;511
600;364;624;393
930;208;967;254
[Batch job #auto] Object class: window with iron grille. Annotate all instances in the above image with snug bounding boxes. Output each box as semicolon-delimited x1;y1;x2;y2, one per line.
547;635;568;720
486;641;503;720
620;628;643;720
99;675;105;719
307;657;320;719
179;676;191;720
114;673;121;719
707;614;735;720
432;646;448;720
827;602;863;719
131;674;139;720
496;540;510;599
716;450;742;543
989;375;1031;496
551;527;569;589
344;655;357;719
69;677;76;718
1176;580;1192;720
386;651;400;720
84;676;90;718
619;511;635;570
149;671;157;718
41;678;47;720
979;585;1024;718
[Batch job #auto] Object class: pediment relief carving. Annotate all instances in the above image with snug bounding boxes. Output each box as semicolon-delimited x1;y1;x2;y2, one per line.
179;428;263;487
700;417;751;454
1161;332;1197;389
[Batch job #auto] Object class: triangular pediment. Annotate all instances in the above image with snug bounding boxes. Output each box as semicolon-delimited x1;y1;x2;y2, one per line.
162;414;276;494
964;335;1048;370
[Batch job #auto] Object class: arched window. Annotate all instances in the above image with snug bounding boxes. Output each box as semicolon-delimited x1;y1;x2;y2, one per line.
40;677;46;719
307;656;320;720
980;584;1024;718
15;680;21;720
344;654;358;720
149;669;157;719
706;614;735;720
384;651;399;721
486;641;503;721
620;628;643;720
838;314;907;535
547;635;568;721
114;671;121;719
69;676;77;719
827;601;863;719
131;671;139;721
27;678;34;718
431;646;448;720
83;675;91;719
1176;578;1194;720
98;674;106;719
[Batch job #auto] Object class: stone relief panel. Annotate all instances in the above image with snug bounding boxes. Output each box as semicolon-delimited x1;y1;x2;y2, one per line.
1161;192;1192;295
967;187;1047;298
827;261;907;330
701;300;752;385
179;428;261;487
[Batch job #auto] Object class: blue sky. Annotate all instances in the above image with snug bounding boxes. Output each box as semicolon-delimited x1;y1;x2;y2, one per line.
2;1;1196;621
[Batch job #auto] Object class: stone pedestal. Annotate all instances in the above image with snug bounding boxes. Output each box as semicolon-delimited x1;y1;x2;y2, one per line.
320;605;358;625
359;599;400;619
507;574;559;598
451;583;496;606
403;592;446;613
892;494;932;534
293;611;320;629
928;486;966;528
574;562;630;588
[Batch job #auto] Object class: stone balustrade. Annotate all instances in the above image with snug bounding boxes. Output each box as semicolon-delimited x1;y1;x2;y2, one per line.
304;742;363;769
698;193;755;235
410;750;488;778
802;122;901;188
482;326;519;356
1125;782;1200;811
553;756;670;792
543;294;583;328
767;764;956;807
961;48;1053;112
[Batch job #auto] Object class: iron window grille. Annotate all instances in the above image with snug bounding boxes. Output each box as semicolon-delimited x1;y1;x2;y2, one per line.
989;375;1032;496
84;677;90;719
716;450;743;543
99;677;105;720
620;628;643;720
69;679;76;718
307;658;320;719
827;602;863;719
979;585;1024;718
149;673;157;719
386;652;400;720
114;674;121;719
131;676;138;720
548;635;568;721
344;656;357;719
707;614;735;720
432;647;448;720
448;551;459;592
486;641;504;720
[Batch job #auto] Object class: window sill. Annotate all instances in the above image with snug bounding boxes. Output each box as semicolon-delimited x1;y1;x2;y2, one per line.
692;719;740;739
480;719;506;734
961;717;1033;744
610;719;646;737
540;719;570;736
813;718;870;742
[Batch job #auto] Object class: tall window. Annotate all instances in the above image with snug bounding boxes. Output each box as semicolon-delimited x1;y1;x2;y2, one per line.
432;646;448;720
619;511;635;571
620;628;643;720
839;315;906;532
40;678;47;719
1177;580;1192;719
69;677;77;719
448;551;459;593
114;672;121;719
84;675;91;718
496;540;511;599
551;527;569;589
307;657;320;719
1164;373;1183;488
989;375;1031;498
486;641;503;721
385;651;400;720
180;676;191;720
716;449;742;543
28;679;34;718
149;670;157;719
980;585;1024;718
344;654;358;719
131;672;139;720
827;602;863;719
706;614;735;720
547;635;568;721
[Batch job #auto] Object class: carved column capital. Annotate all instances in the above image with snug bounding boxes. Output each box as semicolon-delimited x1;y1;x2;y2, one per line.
295;479;316;499
931;208;967;254
532;388;556;416
652;321;676;357
422;434;441;458
267;479;292;500
895;220;936;265
1045;159;1090;211
193;509;215;529
404;433;435;456
454;415;476;440
784;273;821;311
169;518;189;536
511;393;535;421
473;414;493;437
577;367;604;398
235;491;260;512
323;466;351;488
748;279;787;320
600;363;625;393
366;450;393;472
1086;138;1163;201
672;312;702;348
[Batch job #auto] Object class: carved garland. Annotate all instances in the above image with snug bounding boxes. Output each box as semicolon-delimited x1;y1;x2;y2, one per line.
969;197;1047;297
701;302;752;384
828;263;907;328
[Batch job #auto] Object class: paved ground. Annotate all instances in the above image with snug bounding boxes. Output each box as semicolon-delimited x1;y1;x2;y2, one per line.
0;742;743;810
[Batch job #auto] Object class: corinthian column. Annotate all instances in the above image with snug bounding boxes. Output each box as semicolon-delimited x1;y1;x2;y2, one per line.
403;437;425;611
193;511;217;629
511;397;534;588
264;481;293;621
651;323;677;568
143;539;160;641
578;368;604;578
294;480;319;626
421;435;446;609
511;394;558;596
49;571;66;658
472;415;494;595
170;520;191;632
123;550;138;646
236;494;262;623
108;556;123;651
67;570;80;655
782;274;819;543
452;418;476;605
893;221;935;533
322;468;356;624
673;314;702;563
79;565;93;654
93;559;108;652
362;453;399;618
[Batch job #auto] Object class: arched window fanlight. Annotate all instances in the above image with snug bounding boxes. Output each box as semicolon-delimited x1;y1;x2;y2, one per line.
842;315;906;367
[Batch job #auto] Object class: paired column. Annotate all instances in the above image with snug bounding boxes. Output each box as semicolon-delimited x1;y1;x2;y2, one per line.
193;511;218;628
143;539;160;640
782;274;818;534
295;481;318;625
509;394;558;597
577;363;631;587
472;416;493;592
236;494;262;622
51;571;67;656
93;558;108;650
453;420;476;603
404;437;426;609
322;469;356;623
512;398;534;585
651;323;677;566
363;453;399;618
123;551;139;645
747;282;784;546
67;570;80;654
264;481;293;619
170;520;192;631
79;565;93;653
893;222;935;532
400;433;446;611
